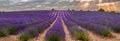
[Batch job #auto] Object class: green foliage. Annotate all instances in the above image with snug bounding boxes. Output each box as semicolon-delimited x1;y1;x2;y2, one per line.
36;27;42;33
99;29;112;37
7;27;19;35
74;31;89;41
68;9;70;11
98;8;105;12
27;30;36;38
52;9;55;11
114;12;120;14
110;11;115;13
110;11;120;14
0;29;7;37
72;9;75;11
20;34;30;41
113;26;120;33
46;35;62;41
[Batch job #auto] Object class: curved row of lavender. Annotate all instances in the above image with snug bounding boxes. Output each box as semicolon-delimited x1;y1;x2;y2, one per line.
21;11;58;38
66;11;120;37
0;10;57;41
62;11;89;41
45;12;65;41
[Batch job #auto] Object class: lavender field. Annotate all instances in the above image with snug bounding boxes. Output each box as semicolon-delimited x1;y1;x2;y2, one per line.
0;10;120;41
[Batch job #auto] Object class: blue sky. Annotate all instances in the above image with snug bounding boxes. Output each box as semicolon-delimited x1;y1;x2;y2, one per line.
0;0;120;11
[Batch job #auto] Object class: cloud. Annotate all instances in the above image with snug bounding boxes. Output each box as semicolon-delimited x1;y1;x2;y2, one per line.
80;0;94;2
42;1;51;4
0;0;120;11
102;0;120;3
21;0;29;2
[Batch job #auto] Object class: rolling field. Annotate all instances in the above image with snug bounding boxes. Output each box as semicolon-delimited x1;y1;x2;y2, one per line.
0;10;120;41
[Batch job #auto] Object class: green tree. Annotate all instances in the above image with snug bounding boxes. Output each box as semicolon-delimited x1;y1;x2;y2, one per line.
98;8;105;12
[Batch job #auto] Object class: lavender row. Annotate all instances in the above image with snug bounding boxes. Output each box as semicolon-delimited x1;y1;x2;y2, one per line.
71;11;120;33
45;15;65;41
62;12;89;41
64;11;113;37
0;10;53;26
19;12;57;41
0;10;56;37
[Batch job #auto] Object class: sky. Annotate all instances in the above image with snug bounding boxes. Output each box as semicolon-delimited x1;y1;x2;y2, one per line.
0;0;120;11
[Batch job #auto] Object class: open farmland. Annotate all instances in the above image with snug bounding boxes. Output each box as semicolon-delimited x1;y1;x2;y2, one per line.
0;10;120;41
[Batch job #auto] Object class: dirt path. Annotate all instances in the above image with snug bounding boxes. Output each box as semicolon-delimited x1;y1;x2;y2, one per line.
78;26;120;41
29;16;58;41
0;35;20;41
111;33;120;41
61;17;76;41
